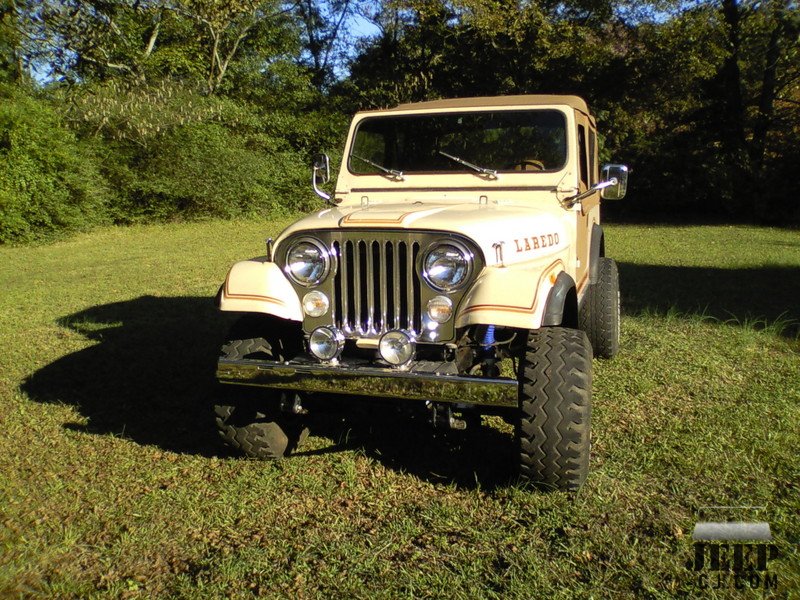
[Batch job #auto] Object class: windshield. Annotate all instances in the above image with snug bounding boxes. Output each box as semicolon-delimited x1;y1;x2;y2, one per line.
348;109;567;176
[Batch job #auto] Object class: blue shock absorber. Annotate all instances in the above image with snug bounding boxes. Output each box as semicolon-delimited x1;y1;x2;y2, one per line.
480;325;496;357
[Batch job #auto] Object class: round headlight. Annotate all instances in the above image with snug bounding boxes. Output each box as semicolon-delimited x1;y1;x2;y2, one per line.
423;242;471;292
309;327;344;361
285;238;331;286
379;330;416;366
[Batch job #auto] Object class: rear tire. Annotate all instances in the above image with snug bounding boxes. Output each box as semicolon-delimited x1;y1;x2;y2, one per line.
517;327;592;491
215;316;308;459
579;257;620;359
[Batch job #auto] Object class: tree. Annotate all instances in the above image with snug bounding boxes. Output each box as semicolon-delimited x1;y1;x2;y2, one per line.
176;0;296;94
346;0;799;221
0;0;23;82
295;0;362;91
11;0;297;94
14;0;169;83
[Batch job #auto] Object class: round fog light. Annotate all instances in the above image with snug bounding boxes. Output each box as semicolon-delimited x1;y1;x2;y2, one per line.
309;327;344;361
379;330;416;366
303;291;329;317
427;295;453;323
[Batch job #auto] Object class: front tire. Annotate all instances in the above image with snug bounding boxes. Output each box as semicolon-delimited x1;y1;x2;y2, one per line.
215;396;308;460
579;257;620;359
517;327;592;491
215;316;308;459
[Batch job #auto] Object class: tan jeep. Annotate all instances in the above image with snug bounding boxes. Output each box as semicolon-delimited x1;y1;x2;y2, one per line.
215;95;628;490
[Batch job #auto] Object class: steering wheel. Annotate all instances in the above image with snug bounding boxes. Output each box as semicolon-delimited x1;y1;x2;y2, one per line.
511;159;546;171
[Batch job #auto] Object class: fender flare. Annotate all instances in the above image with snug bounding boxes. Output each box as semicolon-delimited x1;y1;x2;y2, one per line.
541;271;578;328
589;224;605;285
218;258;303;322
455;259;568;331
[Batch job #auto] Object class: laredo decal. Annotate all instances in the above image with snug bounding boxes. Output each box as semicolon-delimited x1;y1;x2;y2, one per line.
514;233;560;253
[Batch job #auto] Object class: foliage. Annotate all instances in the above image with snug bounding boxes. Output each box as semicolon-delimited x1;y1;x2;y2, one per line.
0;0;351;242
120;119;314;220
1;0;799;244
175;0;296;94
0;84;109;243
294;0;367;91
65;79;229;144
0;0;20;82
16;0;297;94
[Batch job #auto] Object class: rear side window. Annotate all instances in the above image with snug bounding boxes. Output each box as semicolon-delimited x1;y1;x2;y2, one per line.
578;125;588;188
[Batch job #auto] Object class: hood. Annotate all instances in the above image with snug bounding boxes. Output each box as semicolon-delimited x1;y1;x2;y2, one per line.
276;201;569;267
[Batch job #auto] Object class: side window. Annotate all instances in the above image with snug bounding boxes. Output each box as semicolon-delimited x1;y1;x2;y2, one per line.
578;124;588;188
589;129;597;185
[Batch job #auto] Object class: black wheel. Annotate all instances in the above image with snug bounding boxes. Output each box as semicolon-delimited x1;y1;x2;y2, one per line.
517;327;592;491
215;315;308;459
579;257;620;359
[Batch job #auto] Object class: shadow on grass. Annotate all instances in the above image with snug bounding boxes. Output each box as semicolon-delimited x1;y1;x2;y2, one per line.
22;295;516;489
22;296;236;456
619;263;800;337
300;407;517;490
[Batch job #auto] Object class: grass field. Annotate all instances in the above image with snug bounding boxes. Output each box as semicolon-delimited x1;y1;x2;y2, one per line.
1;220;798;598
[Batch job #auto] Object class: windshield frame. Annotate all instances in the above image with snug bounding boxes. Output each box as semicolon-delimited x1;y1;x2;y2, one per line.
346;107;570;178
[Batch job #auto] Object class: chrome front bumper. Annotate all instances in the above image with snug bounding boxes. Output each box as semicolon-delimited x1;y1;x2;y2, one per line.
217;358;519;408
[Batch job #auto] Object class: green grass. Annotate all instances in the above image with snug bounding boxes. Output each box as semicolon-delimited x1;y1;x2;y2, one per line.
1;221;798;598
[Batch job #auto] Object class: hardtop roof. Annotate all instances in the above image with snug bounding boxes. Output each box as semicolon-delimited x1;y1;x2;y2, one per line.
376;94;591;116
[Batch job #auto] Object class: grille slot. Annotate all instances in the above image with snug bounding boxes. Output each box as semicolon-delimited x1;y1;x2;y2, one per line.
333;239;421;336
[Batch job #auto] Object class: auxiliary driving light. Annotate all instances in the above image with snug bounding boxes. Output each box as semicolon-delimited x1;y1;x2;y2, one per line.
309;327;344;361
379;330;416;366
426;295;453;323
302;291;330;317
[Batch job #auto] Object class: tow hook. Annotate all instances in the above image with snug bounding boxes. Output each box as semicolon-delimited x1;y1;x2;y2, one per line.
427;402;467;430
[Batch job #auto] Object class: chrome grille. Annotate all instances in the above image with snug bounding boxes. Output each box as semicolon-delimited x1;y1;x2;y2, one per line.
333;239;421;336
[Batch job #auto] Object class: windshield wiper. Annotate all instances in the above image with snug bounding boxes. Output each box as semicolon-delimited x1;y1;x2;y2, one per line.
351;154;404;181
438;151;498;179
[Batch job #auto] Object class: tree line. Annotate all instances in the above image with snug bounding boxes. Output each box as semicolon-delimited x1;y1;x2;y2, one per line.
1;0;797;243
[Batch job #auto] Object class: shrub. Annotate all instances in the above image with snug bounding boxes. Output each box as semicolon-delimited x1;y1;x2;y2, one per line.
0;85;109;244
114;120;313;221
67;84;327;222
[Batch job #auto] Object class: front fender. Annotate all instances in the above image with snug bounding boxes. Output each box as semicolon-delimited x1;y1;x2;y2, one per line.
455;258;567;331
219;258;302;322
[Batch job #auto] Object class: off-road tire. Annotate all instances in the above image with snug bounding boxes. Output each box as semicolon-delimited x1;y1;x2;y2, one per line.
517;327;592;491
215;315;308;459
579;257;620;359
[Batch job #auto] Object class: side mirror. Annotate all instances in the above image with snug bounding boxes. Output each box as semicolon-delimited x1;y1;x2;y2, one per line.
600;164;629;200
311;153;331;201
312;153;330;184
